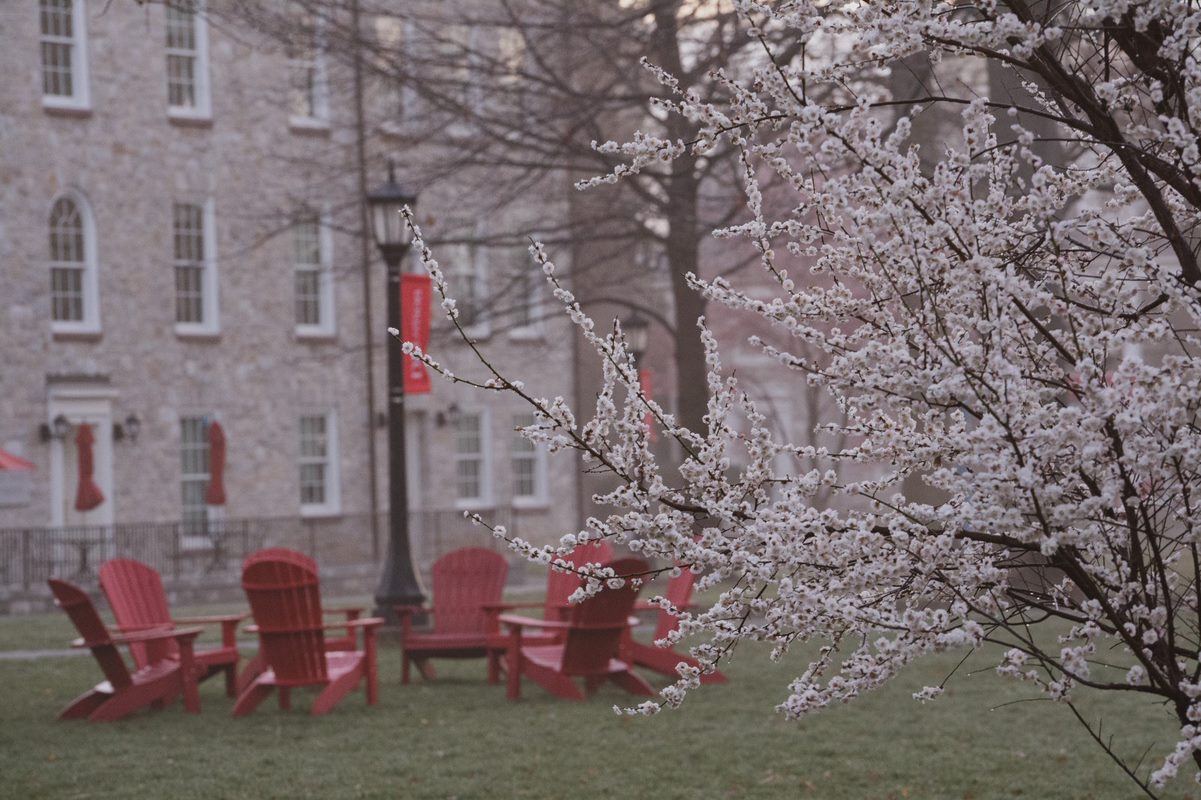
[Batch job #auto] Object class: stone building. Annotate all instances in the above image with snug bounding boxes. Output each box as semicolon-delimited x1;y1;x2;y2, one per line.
0;0;580;609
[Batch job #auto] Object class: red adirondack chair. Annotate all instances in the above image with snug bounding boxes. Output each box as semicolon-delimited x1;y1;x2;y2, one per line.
630;569;728;684
485;540;614;660
233;548;383;717
396;547;509;684
99;558;245;696
499;556;656;701
48;579;202;721
233;547;366;689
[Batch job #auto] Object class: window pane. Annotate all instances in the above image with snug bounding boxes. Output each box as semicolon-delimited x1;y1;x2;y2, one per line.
454;414;484;501
173;204;204;261
299;414;330;506
512;413;539;498
299;415;327;457
175;265;204;323
289;61;317;118
180;416;210;534
41;42;73;97
455;415;481;454
513;459;536;497
165;2;198;109
293;218;320;264
49;198;86;323
41;0;74;37
456;459;481;500
300;463;326;504
165;2;198;50
167;55;196;107
295;269;321;325
50;267;84;321
173;204;206;323
40;0;75;98
49;199;84;263
512;414;535;452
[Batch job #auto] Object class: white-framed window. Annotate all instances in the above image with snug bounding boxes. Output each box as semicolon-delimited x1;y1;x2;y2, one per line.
445;237;490;338
172;200;219;335
48;192;100;335
287;8;328;127
293;211;335;337
180;415;212;542
511;413;547;506
453;411;491;508
299;411;341;516
373;16;416;131
165;0;211;118
438;24;483;116
508;256;542;340
40;0;90;110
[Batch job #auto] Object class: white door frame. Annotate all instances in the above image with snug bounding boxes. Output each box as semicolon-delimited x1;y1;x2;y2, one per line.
47;386;118;528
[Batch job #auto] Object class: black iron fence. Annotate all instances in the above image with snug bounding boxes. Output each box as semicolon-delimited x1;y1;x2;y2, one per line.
0;508;518;593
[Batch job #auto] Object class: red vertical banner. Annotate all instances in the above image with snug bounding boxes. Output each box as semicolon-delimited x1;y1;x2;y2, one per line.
639;369;657;442
74;423;105;512
402;274;433;394
205;420;227;506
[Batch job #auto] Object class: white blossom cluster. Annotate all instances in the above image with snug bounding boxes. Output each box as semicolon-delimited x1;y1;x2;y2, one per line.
407;2;1201;792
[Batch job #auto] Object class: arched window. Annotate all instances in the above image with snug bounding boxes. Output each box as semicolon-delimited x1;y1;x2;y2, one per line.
48;193;99;333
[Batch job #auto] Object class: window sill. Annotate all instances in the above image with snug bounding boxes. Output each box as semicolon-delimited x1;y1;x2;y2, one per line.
175;325;221;341
42;100;93;118
512;496;549;510
454;499;495;513
295;326;337;342
463;325;492;342
289;118;331;135
168;109;213;128
300;505;342;519
51;326;102;342
508;327;543;342
379;121;417;141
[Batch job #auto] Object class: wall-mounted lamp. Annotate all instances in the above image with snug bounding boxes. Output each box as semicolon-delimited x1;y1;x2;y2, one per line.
38;414;71;443
621;310;650;370
435;403;461;428
113;414;141;443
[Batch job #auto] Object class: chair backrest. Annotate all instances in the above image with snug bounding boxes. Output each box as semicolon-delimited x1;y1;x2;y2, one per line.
560;557;647;674
99;558;176;667
545;540;614;617
48;579;132;690
431;547;509;635
241;548;328;684
653;569;697;641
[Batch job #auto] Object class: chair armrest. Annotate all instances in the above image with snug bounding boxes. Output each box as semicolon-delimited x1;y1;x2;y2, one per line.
497;614;572;631
485;601;542;612
174;613;248;648
174;613;250;624
75;626;203;648
326;618;385;629
243;619;385;635
634;600;697;612
324;606;364;617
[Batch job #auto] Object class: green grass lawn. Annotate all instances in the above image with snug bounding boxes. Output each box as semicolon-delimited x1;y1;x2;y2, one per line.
1;603;1198;800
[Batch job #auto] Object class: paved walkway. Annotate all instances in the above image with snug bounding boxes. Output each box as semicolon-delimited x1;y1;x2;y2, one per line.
0;648;87;660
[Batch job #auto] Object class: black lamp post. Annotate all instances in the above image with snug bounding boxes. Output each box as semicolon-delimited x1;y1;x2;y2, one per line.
622;310;650;371
366;164;425;622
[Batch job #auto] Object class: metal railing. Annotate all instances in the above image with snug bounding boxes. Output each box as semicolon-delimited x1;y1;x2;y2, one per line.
0;508;518;593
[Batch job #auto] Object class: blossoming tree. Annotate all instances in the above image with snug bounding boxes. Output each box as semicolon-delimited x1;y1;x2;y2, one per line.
409;1;1201;793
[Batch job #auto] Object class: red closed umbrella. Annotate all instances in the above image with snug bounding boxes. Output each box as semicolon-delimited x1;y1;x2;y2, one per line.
205;420;226;506
74;423;105;511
